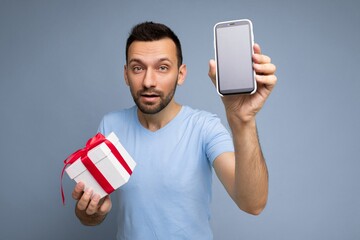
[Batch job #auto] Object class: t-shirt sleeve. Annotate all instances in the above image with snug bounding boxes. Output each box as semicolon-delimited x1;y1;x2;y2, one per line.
204;115;234;165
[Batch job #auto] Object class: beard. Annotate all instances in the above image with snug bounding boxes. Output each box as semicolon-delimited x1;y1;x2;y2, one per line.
130;80;178;115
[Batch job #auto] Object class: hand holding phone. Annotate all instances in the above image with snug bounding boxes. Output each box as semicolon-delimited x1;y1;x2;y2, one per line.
214;19;256;95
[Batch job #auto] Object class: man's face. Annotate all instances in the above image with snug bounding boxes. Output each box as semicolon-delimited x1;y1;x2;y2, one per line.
124;38;186;114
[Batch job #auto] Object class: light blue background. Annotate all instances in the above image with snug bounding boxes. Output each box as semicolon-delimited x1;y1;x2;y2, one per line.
1;0;359;239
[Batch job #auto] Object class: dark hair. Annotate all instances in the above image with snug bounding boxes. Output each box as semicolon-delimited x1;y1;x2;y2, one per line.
126;21;183;67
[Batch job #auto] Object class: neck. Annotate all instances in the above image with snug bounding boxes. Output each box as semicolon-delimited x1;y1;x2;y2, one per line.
137;100;182;132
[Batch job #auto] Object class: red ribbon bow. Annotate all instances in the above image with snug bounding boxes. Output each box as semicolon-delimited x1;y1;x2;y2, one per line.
60;133;132;205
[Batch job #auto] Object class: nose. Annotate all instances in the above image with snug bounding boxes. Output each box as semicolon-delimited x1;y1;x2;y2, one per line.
143;68;156;89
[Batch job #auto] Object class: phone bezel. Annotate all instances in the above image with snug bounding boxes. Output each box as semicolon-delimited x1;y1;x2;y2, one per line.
214;19;256;96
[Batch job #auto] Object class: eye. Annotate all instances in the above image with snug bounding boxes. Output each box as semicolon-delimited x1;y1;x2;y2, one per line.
132;66;143;73
158;65;169;72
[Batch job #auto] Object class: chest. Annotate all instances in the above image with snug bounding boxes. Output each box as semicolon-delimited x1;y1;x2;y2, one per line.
117;125;212;195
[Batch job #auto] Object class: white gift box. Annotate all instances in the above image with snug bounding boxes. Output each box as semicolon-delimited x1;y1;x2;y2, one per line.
65;132;136;198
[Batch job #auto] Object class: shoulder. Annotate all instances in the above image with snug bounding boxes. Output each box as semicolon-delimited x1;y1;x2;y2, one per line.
182;105;219;123
180;106;226;135
98;106;136;135
102;106;136;122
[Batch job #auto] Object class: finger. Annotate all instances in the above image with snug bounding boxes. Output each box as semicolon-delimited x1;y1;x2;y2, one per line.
77;188;93;211
253;43;261;54
253;63;277;75
256;74;278;88
208;59;216;85
98;196;112;215
72;182;85;200
253;53;271;64
85;194;101;215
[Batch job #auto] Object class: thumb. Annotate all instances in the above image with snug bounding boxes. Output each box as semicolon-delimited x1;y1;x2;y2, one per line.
208;59;216;86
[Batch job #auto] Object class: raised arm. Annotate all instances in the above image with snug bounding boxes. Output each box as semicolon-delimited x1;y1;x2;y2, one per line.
209;43;277;215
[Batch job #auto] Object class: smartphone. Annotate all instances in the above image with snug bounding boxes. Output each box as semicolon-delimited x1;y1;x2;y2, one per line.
214;19;256;95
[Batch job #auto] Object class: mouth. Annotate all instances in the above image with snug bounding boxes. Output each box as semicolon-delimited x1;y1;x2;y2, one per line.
141;93;159;97
140;92;161;102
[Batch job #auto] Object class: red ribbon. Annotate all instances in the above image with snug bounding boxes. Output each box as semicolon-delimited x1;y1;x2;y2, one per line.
60;133;132;205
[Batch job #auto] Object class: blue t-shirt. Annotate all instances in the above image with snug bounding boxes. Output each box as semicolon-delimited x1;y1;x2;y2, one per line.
98;105;234;240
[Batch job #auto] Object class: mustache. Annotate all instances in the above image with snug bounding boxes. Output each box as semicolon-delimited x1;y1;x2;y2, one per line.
137;88;163;97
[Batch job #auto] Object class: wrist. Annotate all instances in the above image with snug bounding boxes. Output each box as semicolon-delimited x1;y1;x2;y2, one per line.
226;112;257;131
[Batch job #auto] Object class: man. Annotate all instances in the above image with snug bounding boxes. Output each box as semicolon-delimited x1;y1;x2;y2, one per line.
72;21;277;239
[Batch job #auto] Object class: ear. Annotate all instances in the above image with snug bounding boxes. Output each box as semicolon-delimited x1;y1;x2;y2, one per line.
124;64;130;86
177;64;187;86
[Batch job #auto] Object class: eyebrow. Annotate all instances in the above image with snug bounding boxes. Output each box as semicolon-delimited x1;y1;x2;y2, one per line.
128;57;173;65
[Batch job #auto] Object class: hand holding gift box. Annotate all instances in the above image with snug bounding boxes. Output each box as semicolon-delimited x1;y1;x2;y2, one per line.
61;132;136;204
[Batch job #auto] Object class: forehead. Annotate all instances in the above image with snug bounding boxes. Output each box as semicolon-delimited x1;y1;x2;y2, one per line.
127;38;177;63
